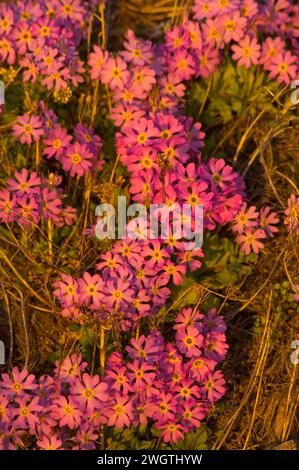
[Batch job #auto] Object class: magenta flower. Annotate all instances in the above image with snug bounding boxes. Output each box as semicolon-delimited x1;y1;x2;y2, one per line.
232;203;259;234
156;421;186;443
103;277;135;310
77;272;104;306
62;142;93;177
13;113;44;145
103;394;134;428
169;49;195;81
121;29;153;66
162;262;186;285
259;207;279;237
37;435;62;450
105;365;130;394
236;228;266;255
176;326;203;358
72;373;109;412
7;171;41;199
179;399;206;429
260;37;286;66
231;35;261;68
88;45;109;80
54;353;87;384
101;56;130;90
127;360;156;389
51;396;81;429
12;23;34;55
0;37;16;65
131;66;156;98
267;51;297;84
0;190;16;222
0;367;37;398
122;117;159;147
152;392;177;423
221;12;247;43
12;396;42;431
110;103;145;128
16;196;40;225
174;307;203;331
202;370;226;403
41;188;62;220
43;126;72;160
53;274;79;307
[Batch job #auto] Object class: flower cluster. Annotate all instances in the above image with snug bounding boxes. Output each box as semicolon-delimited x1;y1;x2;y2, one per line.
0;307;227;449
0;0;89;96
12;104;104;177
0;0;289;451
0;167;76;226
187;0;298;84
232;203;279;255
284;194;299;235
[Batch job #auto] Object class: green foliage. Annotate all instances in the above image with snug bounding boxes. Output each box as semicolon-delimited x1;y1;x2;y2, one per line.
173;425;209;450
187;61;280;126
196;233;258;288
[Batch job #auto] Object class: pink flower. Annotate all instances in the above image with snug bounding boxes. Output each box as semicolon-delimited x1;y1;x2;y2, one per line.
162;262;186;286
259;37;286;66
88;45;109;80
43;126;72;160
54;353;87;384
231;35;261;68
0;367;38;398
232;203;259;233
101;56;130;90
62;142;93;177
221;11;247;43
7;168;41;195
152;392;177;423
13;114;44;145
122;118;159;147
0;190;16;222
202;370;226;403
176;326;203;358
37;435;62;450
127;360;156;389
12;23;34;55
121;29;153;66
110;103;145;128
156;421;186;443
267;51;297;84
169;49;195;81
16;196;40;225
0;37;16;65
11;396;42;430
53;274;79;306
77;272;104;306
131;66;156;98
51;396;81;429
236;228;266;255
259;207;279;237
72;373;109;412
41;188;62;220
103;394;134;428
